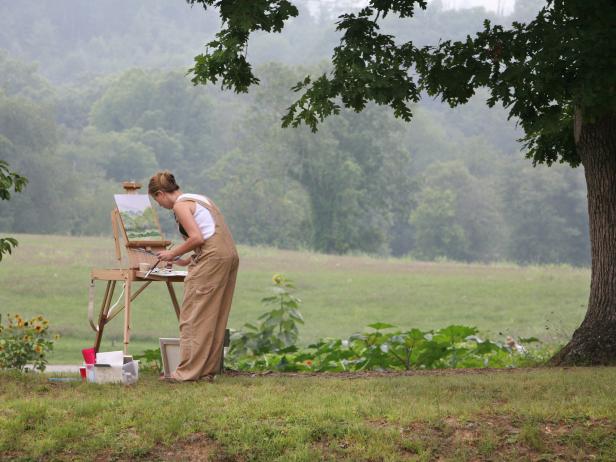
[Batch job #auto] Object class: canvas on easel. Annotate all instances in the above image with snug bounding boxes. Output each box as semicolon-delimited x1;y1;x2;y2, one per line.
111;185;170;270
114;194;163;241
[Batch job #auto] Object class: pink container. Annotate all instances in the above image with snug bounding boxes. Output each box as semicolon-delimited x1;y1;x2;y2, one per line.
82;348;96;365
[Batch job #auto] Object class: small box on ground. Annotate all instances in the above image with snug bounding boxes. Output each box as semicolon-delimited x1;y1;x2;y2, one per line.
86;360;139;384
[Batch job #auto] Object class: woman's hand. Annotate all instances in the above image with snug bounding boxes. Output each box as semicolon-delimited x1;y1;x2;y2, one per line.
174;258;191;267
156;250;176;262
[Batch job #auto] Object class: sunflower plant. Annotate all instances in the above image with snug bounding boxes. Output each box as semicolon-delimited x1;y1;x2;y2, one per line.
229;274;304;359
0;313;57;372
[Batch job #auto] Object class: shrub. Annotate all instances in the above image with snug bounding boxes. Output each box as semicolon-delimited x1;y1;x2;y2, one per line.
229;273;303;358
0;313;57;372
226;275;548;372
230;323;546;372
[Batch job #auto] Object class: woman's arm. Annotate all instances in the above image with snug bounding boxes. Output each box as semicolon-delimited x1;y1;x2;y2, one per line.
172;257;191;267
157;201;204;261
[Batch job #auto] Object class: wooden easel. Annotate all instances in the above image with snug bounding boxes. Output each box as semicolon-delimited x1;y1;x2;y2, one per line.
88;181;184;355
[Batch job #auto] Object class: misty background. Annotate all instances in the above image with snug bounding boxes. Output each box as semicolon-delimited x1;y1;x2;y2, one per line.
0;0;589;265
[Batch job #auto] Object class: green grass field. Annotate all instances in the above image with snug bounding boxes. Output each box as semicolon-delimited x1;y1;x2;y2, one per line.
0;234;590;363
3;234;613;461
1;368;615;461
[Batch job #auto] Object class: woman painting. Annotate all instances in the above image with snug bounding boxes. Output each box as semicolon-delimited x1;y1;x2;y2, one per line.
148;171;239;382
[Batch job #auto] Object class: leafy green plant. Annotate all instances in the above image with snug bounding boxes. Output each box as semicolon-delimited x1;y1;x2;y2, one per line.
305;324;511;371
0;313;57;372
230;323;546;372
227;275;548;372
133;348;162;373
229;274;303;358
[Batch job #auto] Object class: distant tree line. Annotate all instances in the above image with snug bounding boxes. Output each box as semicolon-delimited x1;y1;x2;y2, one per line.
0;0;588;265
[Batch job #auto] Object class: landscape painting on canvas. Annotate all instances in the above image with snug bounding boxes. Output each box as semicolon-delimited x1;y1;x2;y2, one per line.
114;194;163;241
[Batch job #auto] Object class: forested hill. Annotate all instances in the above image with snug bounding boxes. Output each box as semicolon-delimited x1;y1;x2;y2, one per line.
0;0;530;85
0;0;590;265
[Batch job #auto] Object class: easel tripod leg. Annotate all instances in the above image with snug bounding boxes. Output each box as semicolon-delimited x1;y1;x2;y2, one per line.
123;278;132;355
166;281;181;320
94;281;116;353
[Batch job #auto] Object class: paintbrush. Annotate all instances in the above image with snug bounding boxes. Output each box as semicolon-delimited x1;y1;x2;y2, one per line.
144;259;161;278
138;247;181;278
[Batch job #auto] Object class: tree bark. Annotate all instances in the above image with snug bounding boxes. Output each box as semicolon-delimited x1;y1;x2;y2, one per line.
551;111;616;365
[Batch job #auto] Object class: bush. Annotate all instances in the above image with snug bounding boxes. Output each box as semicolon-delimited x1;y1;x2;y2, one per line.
229;273;303;358
226;274;548;372
230;323;546;372
0;313;57;372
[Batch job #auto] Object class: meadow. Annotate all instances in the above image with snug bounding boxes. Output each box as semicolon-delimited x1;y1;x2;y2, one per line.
3;235;615;461
0;234;590;364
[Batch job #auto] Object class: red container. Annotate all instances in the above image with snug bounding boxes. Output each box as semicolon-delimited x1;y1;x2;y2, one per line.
82;348;96;365
79;366;87;381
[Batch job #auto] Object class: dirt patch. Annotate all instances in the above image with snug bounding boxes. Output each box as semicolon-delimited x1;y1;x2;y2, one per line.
0;435;234;462
393;414;616;461
88;433;235;462
310;413;616;461
155;433;236;462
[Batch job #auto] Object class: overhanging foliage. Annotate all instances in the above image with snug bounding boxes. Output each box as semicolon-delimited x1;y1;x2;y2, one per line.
186;0;616;167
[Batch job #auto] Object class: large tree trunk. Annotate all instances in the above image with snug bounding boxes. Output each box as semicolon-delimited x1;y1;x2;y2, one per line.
551;112;616;365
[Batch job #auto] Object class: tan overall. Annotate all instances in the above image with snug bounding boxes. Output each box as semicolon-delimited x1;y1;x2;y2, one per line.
172;195;239;381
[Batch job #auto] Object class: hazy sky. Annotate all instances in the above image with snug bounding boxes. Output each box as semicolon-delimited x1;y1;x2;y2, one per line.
306;0;515;16
443;0;515;14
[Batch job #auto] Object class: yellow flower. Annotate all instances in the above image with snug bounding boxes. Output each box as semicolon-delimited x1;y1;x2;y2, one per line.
272;273;284;285
22;335;31;342
34;345;42;353
17;320;24;328
37;315;44;322
35;325;43;332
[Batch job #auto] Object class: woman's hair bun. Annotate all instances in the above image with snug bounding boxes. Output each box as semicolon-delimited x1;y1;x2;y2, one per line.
148;170;180;195
159;171;175;189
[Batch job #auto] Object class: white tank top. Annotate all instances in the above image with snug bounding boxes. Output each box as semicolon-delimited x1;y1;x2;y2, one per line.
177;193;215;239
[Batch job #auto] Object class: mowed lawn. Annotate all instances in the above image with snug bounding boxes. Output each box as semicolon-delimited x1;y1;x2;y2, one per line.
1;368;615;461
0;234;590;363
